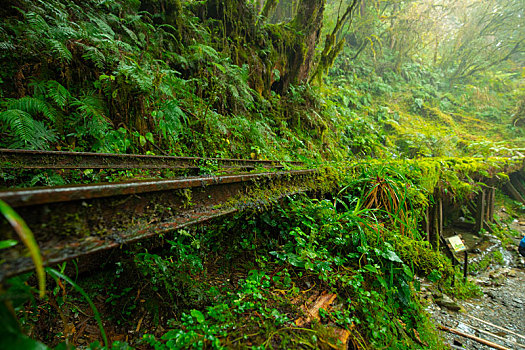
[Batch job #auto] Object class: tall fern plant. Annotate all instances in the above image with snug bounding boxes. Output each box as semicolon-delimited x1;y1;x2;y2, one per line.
0;97;58;150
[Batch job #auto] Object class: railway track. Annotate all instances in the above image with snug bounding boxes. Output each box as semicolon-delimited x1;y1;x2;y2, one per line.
0;150;315;280
0;148;302;170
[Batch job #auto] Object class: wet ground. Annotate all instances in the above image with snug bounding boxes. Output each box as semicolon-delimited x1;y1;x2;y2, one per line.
426;209;525;350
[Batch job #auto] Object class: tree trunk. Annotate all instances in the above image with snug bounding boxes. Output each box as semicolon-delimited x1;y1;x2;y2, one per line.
272;0;325;93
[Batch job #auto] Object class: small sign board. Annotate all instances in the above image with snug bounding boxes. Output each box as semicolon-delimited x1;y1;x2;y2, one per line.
447;235;466;253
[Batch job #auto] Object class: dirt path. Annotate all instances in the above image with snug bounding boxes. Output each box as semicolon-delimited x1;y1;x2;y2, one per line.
427;224;525;350
429;265;524;349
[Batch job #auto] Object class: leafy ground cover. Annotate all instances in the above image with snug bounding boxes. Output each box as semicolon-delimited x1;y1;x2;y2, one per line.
2;157;520;349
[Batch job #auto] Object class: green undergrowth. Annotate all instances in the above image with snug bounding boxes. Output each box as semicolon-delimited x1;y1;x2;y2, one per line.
468;251;505;275
325;48;525;159
441;268;483;300
3;193;449;349
0;0;385;163
4;159;512;349
3;0;521;167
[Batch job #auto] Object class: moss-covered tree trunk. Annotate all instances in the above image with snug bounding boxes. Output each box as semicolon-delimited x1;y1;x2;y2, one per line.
272;0;325;93
198;0;325;95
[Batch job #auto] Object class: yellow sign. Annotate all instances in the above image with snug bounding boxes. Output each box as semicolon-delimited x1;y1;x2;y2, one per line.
447;235;466;253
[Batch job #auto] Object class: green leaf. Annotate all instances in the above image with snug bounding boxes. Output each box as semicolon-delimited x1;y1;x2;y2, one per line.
402;264;414;280
363;264;378;274
0;239;18;249
304;260;314;271
212;62;226;74
383;249;403;263
190;309;205;324
139;135;146;147
0;200;45;297
145;132;154;144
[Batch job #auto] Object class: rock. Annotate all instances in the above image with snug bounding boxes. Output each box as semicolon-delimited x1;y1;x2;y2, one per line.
475;278;491;286
436;294;461;311
486;291;497;299
489;268;510;280
452;339;463;347
431;289;443;299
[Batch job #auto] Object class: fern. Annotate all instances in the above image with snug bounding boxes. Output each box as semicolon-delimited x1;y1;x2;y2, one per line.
0;109;56;150
71;93;110;140
116;61;154;92
26;120;58;150
90;16;115;38
122;24;143;47
46;80;71;108
156;100;188;143
25;11;50;34
0;109;34;143
44;38;72;63
0;41;15;51
6;97;58;123
189;44;220;63
114;39;134;53
77;43;106;69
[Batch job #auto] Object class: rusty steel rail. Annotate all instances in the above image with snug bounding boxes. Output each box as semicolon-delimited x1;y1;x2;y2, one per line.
0;148;303;170
0;169;316;280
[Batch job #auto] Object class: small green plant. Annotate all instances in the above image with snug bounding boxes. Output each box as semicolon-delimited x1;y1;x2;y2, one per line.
0;199;45;297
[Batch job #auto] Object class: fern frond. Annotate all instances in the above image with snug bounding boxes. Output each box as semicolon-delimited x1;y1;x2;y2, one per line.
115;39;134;52
6;97;58;123
0;109;56;150
116;62;154;92
0;109;34;143
79;44;106;69
51;25;80;41
71;94;105;120
25;11;50;34
189;44;220;62
90;16;115;37
70;94;110;141
44;38;72;63
0;42;15;51
27;120;57;150
122;25;142;47
46;80;71;108
35;0;68;22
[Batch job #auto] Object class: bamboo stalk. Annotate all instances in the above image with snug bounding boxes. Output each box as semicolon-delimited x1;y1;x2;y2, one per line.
438;325;511;350
463;314;525;341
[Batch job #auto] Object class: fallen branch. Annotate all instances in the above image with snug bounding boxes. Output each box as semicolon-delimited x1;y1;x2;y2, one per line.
464;314;525;342
465;324;525;349
438;325;511;350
